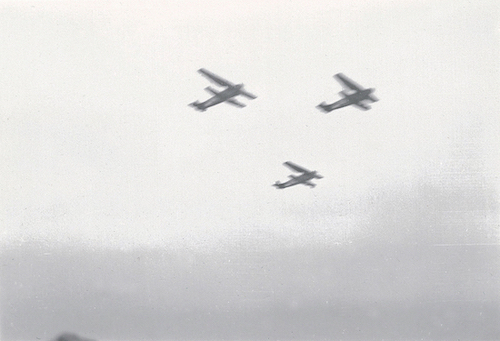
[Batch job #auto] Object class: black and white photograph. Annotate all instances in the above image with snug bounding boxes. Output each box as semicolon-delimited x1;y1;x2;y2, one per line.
1;1;499;340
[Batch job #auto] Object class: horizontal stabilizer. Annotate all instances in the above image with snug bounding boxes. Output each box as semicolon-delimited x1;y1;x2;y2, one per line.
189;101;206;112
273;181;284;189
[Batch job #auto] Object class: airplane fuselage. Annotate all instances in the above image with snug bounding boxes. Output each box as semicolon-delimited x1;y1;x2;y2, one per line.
193;84;243;110
344;88;374;103
317;88;376;112
274;171;318;189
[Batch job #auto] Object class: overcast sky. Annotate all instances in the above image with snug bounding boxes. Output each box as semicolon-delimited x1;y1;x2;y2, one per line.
1;1;499;340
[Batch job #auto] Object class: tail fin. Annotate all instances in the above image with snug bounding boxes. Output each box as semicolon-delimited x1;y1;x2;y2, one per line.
316;102;330;113
189;101;206;111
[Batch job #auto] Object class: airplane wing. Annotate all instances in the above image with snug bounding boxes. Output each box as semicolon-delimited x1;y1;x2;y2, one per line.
225;98;246;108
317;98;351;112
303;181;316;188
284;161;310;173
352;102;370;110
238;89;257;99
198;68;235;87
334;73;364;92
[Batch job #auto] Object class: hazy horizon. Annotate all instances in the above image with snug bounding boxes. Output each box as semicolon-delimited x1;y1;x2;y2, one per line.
3;240;500;340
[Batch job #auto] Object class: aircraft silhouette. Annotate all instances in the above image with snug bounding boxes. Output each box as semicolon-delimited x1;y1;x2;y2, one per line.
274;162;323;189
189;69;257;111
317;73;378;112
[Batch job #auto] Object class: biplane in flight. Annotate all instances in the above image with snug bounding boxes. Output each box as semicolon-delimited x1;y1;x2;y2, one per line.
273;162;323;189
317;73;378;112
189;69;257;111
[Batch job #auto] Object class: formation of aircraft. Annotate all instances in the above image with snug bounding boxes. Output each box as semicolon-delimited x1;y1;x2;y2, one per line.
189;68;257;111
273;162;323;189
190;69;378;189
316;73;378;112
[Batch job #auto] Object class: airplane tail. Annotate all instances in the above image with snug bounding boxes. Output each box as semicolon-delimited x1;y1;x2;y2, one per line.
273;181;283;189
189;101;206;112
316;102;332;113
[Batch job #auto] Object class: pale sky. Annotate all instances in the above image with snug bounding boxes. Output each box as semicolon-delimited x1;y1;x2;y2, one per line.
1;1;499;340
1;0;498;250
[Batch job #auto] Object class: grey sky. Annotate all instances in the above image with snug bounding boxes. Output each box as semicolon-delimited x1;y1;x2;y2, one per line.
1;1;499;340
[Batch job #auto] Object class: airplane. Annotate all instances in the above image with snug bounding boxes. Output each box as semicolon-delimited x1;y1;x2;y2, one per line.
273;161;323;189
317;73;378;112
189;68;257;111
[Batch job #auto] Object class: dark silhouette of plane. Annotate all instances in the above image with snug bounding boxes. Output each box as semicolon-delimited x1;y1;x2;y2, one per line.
189;69;257;111
317;73;378;112
273;161;323;189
